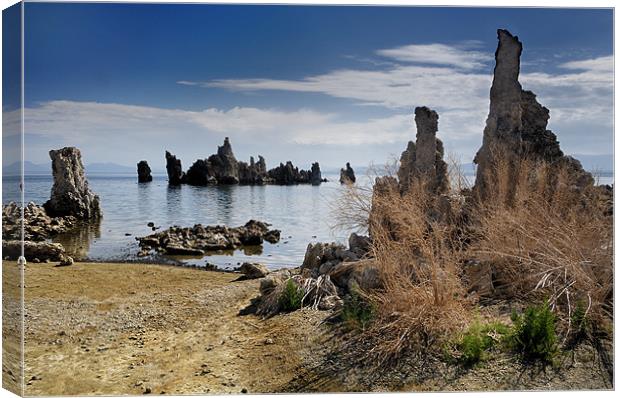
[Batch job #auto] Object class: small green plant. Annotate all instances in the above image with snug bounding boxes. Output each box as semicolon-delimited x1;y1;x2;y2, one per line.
509;301;557;363
455;320;511;366
278;279;304;312
341;284;374;331
570;300;589;338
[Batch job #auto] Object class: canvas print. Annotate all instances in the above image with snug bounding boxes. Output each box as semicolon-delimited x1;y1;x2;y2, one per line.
1;2;614;395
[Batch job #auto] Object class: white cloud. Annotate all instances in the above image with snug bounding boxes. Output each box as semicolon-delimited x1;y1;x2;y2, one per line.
14;41;613;168
559;55;613;72
181;51;612;153
376;43;492;70
21;100;413;147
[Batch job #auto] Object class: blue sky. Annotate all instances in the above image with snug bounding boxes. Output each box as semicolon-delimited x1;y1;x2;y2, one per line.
3;3;614;171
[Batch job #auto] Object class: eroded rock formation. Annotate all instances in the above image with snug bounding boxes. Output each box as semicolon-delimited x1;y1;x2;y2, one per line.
165;151;185;186
136;220;281;257
206;137;240;184
473;29;593;200
185;159;216;186
267;161;326;185
2;202;77;242
310;162;323;185
137;160;153;183
397;106;449;195
340;162;356;184
2;240;67;262
43;147;102;220
165;138;324;186
238;156;268;185
299;235;378;292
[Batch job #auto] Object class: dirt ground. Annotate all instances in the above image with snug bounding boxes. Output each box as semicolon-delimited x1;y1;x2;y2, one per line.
5;261;335;395
2;261;614;395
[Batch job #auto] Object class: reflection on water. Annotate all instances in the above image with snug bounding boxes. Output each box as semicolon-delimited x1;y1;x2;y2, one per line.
53;220;102;260
3;174;353;269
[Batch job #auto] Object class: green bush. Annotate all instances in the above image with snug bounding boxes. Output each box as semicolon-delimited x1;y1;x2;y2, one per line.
341;284;374;331
456;320;511;366
570;300;589;337
510;301;557;363
278;279;304;312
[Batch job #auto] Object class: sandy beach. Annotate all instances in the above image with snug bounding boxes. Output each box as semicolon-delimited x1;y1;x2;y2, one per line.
4;261;336;395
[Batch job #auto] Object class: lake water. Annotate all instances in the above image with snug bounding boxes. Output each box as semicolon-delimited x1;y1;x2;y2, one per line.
2;171;612;270
2;174;358;270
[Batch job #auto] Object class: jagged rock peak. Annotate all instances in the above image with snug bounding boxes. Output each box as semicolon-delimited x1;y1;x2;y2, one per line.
473;29;593;198
43;147;102;220
165;151;185;186
397;106;448;194
208;137;239;184
218;137;235;158
340;162;356;184
137;160;153;183
310;162;323;185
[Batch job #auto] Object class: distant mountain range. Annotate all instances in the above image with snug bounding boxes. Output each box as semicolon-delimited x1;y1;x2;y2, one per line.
2;154;612;177
2;161;165;176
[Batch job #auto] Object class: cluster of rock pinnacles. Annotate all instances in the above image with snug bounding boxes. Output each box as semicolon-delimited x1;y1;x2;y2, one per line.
137;137;343;186
382;29;592;209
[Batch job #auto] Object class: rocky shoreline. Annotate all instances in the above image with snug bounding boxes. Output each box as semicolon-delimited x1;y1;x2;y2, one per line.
136;220;281;257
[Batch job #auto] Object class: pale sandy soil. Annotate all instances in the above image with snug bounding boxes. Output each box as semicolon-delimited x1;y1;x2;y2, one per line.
2;261;613;395
7;261;335;395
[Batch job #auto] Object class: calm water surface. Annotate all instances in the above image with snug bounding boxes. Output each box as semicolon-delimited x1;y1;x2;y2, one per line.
3;171;612;270
3;174;359;270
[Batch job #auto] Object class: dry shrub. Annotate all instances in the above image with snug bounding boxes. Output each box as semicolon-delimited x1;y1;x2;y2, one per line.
334;153;612;365
350;173;470;365
330;161;397;234
472;157;613;337
257;274;339;316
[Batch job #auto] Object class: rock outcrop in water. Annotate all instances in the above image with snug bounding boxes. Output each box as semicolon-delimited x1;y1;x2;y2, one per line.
137;160;153;183
473;29;593;200
165;151;185;186
310;162;324;185
397;106;449;195
136;220;281;257
43;147;102;220
2;202;77;242
206;137;240;184
339;162;356;184
267;161;326;185
167;138;324;186
238;156;268;185
185;159;216;186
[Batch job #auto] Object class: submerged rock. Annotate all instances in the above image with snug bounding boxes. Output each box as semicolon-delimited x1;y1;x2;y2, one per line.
137;160;153;183
339;162;356;184
43;147;102;220
136;220;281;255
